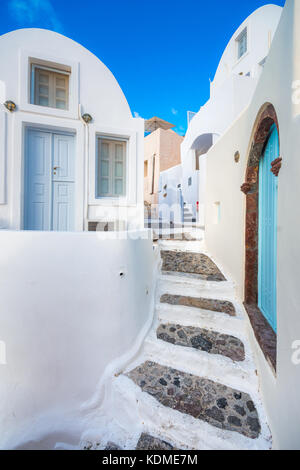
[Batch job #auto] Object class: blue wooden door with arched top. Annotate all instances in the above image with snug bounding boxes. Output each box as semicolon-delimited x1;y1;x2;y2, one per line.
258;125;279;333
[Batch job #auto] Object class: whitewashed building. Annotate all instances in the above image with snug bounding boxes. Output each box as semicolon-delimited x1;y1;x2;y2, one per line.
162;4;282;225
203;0;300;449
0;29;157;451
1;2;300;451
0;28;144;232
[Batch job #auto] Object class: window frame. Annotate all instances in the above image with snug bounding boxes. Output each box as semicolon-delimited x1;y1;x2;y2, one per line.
30;64;70;110
236;27;248;60
18;50;79;119
95;135;128;199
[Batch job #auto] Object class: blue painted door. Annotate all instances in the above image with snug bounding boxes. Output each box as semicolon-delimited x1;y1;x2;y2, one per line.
24;130;75;231
258;125;279;333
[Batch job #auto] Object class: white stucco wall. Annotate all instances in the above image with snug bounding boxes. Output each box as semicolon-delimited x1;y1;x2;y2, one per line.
205;0;300;449
0;29;144;231
0;230;157;449
179;4;282;222
212;4;282;91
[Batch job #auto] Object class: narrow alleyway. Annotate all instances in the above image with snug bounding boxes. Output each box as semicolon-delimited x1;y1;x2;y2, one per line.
84;237;272;451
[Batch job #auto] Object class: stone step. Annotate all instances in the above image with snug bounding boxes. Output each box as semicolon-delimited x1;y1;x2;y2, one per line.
142;330;257;392
156;324;245;362
158;239;205;252
153;232;198;241
158;274;235;300
136;433;178;450
160;294;236;317
126;362;261;441
161;251;226;281
156;302;245;340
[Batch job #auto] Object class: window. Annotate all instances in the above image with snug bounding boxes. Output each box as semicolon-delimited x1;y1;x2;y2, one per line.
237;28;247;60
188;177;192;186
151;155;156;195
31;64;70;110
96;137;127;198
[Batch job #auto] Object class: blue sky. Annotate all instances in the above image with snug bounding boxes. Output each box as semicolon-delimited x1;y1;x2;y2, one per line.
0;0;285;135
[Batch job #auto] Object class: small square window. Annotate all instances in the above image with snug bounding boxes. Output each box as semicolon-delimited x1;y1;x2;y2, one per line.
31;64;70;110
237;28;247;60
96;137;127;198
144;160;148;177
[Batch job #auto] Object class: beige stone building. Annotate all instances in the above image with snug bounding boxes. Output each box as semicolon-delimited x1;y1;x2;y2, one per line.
144;117;183;217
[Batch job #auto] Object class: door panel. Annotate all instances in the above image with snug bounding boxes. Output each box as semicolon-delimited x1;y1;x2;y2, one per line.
52;133;75;231
24;130;52;230
53;134;75;182
52;182;75;231
258;125;279;333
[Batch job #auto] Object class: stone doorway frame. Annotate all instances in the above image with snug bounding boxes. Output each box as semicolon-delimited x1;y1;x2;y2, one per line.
241;103;282;372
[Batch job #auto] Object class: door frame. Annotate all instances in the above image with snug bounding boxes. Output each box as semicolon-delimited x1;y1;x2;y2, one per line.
23;126;76;231
241;103;281;372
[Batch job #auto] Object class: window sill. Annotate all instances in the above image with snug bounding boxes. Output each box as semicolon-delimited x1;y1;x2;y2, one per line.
244;303;277;374
18;103;77;120
89;199;136;207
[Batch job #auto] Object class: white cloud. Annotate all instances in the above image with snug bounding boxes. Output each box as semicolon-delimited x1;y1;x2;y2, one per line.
171;108;178;116
8;0;63;32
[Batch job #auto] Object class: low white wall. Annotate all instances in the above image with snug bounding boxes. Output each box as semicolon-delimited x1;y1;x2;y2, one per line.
0;229;156;449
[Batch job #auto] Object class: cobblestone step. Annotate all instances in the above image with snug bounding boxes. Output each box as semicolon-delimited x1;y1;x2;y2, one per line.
158;274;234;300
160;294;236;317
136;433;178;450
80;241;271;451
161;250;226;281
126;361;261;440
156;324;245;362
156;302;246;344
153;233;198;241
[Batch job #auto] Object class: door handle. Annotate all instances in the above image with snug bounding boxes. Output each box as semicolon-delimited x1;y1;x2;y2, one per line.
53;166;60;170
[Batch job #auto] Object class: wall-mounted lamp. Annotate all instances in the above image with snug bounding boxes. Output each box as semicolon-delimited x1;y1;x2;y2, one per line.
234;151;240;163
4;101;16;112
82;113;93;124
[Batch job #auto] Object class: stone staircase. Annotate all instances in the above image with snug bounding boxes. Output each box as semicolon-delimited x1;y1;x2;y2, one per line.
81;239;272;451
183;205;195;224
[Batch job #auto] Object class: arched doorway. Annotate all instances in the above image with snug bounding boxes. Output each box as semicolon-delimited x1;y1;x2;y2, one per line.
241;103;282;370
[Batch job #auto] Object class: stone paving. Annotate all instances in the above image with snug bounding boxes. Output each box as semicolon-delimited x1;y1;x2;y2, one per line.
136;433;177;450
127;361;261;439
161;251;226;281
157;324;245;362
160;294;236;317
104;442;122;450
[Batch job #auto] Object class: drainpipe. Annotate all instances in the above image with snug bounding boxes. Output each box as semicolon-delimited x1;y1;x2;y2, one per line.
79;104;90;231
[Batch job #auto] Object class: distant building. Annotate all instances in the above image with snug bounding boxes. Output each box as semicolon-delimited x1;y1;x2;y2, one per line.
144;117;183;218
